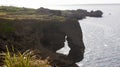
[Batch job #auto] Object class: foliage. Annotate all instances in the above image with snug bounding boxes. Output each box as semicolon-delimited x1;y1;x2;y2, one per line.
0;6;66;20
4;46;30;67
4;46;51;67
0;21;15;34
0;6;36;15
0;12;6;15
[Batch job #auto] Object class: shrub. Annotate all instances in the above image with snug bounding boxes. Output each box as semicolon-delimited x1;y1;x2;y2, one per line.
4;46;30;67
0;22;15;34
4;46;51;67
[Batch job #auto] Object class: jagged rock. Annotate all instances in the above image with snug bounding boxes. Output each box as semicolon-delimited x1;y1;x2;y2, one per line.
36;7;103;19
41;19;85;66
88;10;103;17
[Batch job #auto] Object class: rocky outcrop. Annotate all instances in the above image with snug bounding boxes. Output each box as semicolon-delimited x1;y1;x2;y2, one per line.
61;9;88;19
36;7;103;20
88;10;103;17
0;18;85;67
62;9;103;19
41;19;85;63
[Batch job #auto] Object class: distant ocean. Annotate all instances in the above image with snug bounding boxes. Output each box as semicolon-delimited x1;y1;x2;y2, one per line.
55;4;120;67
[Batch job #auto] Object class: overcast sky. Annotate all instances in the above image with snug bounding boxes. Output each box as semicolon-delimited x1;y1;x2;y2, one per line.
0;0;120;8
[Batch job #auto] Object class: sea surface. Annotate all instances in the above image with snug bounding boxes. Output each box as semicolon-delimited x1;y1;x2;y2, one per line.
55;4;120;67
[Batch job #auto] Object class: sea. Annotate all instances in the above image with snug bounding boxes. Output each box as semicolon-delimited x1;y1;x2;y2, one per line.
53;4;120;67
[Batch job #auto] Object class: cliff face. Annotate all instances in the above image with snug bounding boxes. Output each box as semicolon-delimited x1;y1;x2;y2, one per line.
0;18;84;67
0;6;103;67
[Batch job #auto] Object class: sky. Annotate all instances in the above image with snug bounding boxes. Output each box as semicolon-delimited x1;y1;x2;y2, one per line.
0;0;120;8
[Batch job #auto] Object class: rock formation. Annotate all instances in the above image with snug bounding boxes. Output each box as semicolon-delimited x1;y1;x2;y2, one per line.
88;10;103;17
36;7;103;20
0;18;85;67
41;19;85;66
0;6;103;67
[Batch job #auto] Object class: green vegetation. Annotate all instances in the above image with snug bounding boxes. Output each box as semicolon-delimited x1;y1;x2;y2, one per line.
0;6;37;19
0;6;66;21
4;46;30;67
0;6;36;15
0;6;103;20
0;12;6;15
0;21;15;34
4;46;51;67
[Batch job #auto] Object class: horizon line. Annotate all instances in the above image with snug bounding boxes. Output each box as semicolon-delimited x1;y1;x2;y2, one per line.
57;3;120;6
0;3;120;9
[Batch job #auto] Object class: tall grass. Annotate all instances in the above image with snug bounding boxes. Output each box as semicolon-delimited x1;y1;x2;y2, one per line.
4;46;30;67
4;46;52;67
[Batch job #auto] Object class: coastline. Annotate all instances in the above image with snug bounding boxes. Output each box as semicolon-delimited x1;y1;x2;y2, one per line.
0;6;103;67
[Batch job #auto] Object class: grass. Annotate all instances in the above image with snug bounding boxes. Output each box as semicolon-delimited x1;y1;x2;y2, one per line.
0;21;15;34
0;14;65;21
0;6;66;21
4;46;30;67
0;6;36;15
3;46;51;67
0;12;6;15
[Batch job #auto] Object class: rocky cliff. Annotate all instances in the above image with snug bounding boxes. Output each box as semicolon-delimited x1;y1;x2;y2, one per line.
36;7;103;19
0;18;84;67
0;6;103;67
